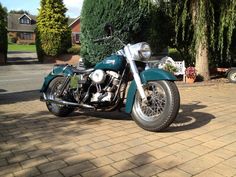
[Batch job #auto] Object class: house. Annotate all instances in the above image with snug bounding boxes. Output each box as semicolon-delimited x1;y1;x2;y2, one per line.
7;13;81;45
69;17;81;44
7;13;36;44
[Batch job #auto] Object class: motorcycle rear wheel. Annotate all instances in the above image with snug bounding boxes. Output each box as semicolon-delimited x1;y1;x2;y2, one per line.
131;80;180;132
46;77;75;117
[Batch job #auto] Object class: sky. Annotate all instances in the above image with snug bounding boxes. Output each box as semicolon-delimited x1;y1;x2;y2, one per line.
0;0;84;18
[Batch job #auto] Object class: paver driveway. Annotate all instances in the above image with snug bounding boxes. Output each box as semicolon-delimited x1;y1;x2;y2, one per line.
0;83;236;177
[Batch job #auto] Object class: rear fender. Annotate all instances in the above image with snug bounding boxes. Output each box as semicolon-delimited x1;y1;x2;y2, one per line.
40;65;74;92
125;68;177;113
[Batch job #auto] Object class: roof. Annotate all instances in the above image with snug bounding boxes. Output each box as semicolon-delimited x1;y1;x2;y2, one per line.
69;17;80;27
7;13;37;32
18;13;32;20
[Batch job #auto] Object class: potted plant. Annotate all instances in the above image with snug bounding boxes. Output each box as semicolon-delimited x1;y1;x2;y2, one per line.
185;66;197;83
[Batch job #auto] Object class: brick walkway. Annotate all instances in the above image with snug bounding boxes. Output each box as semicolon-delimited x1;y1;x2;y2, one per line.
0;83;236;177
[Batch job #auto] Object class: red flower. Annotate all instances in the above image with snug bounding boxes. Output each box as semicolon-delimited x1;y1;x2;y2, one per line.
185;67;197;79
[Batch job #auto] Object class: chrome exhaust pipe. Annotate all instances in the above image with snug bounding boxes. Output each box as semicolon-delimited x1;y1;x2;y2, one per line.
41;93;94;109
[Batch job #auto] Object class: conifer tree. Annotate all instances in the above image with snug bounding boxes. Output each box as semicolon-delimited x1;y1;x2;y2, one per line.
36;0;71;58
0;3;8;64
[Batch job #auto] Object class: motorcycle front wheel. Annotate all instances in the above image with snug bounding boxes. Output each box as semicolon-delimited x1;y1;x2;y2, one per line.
46;77;75;117
131;80;180;132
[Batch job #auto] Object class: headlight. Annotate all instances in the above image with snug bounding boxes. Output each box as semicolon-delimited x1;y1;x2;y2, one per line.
139;43;151;60
130;42;151;61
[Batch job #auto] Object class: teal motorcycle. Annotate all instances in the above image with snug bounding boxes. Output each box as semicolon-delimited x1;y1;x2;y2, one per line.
40;24;180;132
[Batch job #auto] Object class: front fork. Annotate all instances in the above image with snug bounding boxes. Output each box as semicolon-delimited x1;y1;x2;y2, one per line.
124;45;147;102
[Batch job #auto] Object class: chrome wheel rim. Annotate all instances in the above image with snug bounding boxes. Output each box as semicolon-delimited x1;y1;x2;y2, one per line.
135;82;167;121
230;72;236;81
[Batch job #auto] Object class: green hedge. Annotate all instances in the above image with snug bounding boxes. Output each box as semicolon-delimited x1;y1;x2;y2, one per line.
67;44;81;55
80;0;174;67
80;0;150;67
0;3;8;64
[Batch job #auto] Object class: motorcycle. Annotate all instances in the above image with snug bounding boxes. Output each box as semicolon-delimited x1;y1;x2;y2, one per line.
40;24;180;132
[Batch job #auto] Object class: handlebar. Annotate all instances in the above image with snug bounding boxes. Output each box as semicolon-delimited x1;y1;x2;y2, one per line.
93;35;126;47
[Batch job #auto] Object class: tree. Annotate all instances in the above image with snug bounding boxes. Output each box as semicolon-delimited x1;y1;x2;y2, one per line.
0;3;8;64
80;0;171;66
36;0;71;59
171;0;236;80
9;10;30;15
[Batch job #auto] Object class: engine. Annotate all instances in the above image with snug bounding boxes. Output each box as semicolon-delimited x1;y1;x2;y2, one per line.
89;70;120;103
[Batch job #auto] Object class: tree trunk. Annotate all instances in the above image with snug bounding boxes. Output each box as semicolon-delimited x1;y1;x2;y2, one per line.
195;37;210;80
0;53;7;65
191;0;210;81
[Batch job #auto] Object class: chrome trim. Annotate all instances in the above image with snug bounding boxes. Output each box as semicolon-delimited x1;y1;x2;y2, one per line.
41;92;94;109
46;98;94;109
124;45;147;101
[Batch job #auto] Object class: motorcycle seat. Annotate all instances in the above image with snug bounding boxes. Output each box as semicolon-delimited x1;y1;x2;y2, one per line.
71;67;94;74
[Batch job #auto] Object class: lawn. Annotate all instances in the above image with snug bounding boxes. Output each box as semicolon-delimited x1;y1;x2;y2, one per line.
8;44;36;52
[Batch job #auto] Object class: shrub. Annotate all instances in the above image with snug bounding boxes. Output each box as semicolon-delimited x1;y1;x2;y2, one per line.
8;35;17;44
67;45;81;55
36;0;71;61
0;3;8;63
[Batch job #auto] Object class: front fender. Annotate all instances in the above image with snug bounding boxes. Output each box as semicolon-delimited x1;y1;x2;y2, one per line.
40;65;74;92
125;68;177;113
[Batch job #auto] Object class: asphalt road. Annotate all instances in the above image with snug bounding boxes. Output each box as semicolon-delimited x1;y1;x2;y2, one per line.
1;51;54;93
0;52;54;104
0;63;54;94
0;64;55;105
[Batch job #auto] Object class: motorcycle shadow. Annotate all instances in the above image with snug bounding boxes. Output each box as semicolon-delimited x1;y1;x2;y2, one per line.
68;102;215;132
0;90;40;105
167;101;215;132
70;108;132;121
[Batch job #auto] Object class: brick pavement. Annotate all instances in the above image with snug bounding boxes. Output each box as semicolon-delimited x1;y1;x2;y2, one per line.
0;83;236;177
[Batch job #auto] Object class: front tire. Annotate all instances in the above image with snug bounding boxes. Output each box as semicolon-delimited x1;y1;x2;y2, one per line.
131;81;180;132
46;77;75;117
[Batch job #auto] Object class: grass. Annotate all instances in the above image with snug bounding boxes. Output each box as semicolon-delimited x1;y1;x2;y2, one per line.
8;44;36;52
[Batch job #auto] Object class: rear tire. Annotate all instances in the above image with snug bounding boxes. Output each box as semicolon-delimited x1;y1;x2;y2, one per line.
131;81;180;132
227;69;236;83
46;77;75;117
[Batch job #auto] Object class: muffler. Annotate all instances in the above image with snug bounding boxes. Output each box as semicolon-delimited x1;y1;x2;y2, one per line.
41;93;94;109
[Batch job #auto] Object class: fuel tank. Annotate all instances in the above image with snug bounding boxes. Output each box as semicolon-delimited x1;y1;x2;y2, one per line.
94;55;126;72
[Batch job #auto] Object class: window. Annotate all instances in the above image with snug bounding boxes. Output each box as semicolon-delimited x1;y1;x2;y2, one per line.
20;33;33;40
73;32;80;43
20;16;31;24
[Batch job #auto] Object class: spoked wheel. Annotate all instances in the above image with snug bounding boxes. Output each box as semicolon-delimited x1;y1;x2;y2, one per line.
131;80;180;131
46;77;75;117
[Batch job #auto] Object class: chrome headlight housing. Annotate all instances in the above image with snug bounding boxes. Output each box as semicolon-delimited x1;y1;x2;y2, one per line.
130;42;151;61
89;69;106;84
